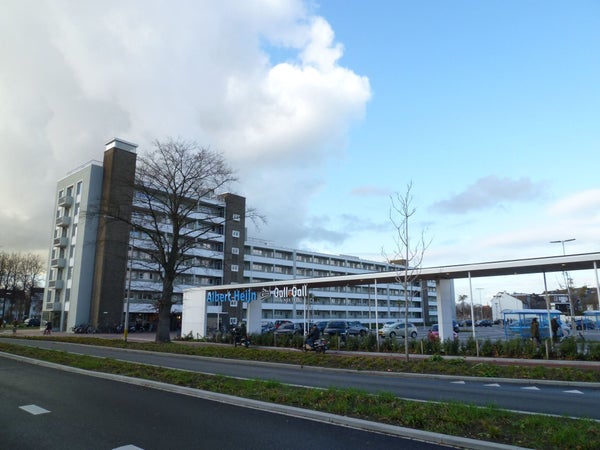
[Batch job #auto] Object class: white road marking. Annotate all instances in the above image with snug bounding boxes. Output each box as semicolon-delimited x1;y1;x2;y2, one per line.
484;383;501;387
19;404;50;415
113;446;144;450
564;389;584;394
451;380;465;384
522;386;540;390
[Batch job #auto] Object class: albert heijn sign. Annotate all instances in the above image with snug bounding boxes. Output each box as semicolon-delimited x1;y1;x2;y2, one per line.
206;284;308;304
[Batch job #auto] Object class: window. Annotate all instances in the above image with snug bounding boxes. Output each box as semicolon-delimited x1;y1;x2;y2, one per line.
76;181;82;195
232;230;240;238
231;247;239;255
232;213;241;221
230;300;238;307
229;317;238;325
231;264;239;272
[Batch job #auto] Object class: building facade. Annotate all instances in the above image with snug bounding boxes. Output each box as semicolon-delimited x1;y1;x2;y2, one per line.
42;139;137;331
43;138;439;332
243;240;438;328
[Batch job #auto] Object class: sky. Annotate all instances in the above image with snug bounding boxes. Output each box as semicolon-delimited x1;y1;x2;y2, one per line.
1;0;599;303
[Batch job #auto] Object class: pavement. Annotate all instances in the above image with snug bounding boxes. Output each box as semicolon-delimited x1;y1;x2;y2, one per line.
2;327;536;450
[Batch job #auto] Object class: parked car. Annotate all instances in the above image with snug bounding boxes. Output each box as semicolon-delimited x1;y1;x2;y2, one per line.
324;320;349;337
312;321;329;334
261;322;275;334
575;319;595;330
274;322;303;336
347;321;371;336
429;324;458;340
274;320;292;329
24;317;41;327
476;319;493;327
378;321;418;339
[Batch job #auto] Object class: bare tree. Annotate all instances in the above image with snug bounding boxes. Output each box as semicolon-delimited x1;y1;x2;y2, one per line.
384;182;430;360
0;251;45;321
17;253;45;318
456;294;469;320
132;139;237;343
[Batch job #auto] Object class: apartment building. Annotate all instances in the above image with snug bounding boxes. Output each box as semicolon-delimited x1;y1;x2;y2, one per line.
43;138;438;332
244;240;437;327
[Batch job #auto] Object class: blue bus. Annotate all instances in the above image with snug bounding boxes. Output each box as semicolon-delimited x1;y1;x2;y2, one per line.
502;309;569;340
583;311;600;328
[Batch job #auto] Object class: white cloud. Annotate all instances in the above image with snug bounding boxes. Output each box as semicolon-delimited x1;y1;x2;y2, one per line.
430;175;547;214
0;0;371;254
547;189;600;217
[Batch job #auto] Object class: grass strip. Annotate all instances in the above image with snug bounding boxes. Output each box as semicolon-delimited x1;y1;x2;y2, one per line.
6;335;600;383
1;341;598;449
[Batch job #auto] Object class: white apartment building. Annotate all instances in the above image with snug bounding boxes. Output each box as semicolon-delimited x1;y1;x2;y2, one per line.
243;240;438;327
43;138;439;332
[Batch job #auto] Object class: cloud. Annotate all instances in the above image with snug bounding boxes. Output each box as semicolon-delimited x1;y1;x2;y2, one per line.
0;0;371;255
547;189;600;217
350;185;393;197
430;175;547;214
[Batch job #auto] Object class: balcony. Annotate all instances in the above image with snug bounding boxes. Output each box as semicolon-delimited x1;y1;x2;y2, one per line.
55;216;71;227
47;279;64;290
50;258;66;268
44;302;63;311
58;195;74;208
53;236;68;248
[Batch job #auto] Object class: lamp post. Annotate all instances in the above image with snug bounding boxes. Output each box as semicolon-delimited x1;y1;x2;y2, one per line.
476;287;484;321
124;237;134;342
550;238;576;323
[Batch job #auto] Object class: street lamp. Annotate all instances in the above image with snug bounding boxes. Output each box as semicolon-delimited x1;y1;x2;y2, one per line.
476;287;484;321
550;238;576;322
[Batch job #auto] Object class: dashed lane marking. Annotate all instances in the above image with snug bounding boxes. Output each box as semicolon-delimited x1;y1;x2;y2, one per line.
19;404;50;415
484;383;501;387
113;446;144;450
564;389;584;394
451;381;465;384
522;386;540;390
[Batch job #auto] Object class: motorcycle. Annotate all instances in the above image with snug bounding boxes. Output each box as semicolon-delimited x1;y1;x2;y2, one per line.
303;337;328;353
234;332;250;348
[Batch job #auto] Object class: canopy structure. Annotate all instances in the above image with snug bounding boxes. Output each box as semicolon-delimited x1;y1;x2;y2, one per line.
182;252;600;340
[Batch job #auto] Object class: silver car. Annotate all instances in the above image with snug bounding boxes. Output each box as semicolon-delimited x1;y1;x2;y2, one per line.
378;321;418;339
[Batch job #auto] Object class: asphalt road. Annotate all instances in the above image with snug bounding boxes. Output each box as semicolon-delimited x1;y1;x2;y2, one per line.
0;356;456;450
4;337;600;420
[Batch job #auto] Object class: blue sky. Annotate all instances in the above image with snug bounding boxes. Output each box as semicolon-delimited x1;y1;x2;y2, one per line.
1;0;599;302
298;1;600;298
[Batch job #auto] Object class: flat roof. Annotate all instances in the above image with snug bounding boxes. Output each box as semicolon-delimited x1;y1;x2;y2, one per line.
200;252;600;292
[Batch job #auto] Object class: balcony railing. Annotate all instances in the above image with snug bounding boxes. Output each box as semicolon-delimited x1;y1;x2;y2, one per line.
53;236;68;247
58;195;74;208
50;258;66;268
47;279;64;290
55;216;71;227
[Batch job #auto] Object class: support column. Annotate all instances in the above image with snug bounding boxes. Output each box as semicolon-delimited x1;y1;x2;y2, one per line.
436;279;455;341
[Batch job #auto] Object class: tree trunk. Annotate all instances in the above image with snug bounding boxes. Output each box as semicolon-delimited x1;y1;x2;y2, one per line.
155;281;174;343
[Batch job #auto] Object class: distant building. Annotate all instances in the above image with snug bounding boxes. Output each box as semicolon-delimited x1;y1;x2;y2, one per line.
490;292;523;322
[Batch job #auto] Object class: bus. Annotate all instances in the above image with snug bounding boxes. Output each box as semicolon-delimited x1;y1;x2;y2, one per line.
502;309;569;340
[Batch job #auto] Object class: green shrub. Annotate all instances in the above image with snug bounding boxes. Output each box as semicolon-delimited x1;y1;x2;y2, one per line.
558;337;579;360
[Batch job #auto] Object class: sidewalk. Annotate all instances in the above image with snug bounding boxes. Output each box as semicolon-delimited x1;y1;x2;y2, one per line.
4;327;600;371
0;328;177;342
